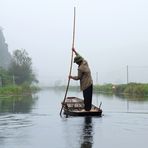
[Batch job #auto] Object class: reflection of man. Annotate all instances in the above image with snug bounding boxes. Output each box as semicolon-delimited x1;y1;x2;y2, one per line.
80;117;93;148
69;48;93;111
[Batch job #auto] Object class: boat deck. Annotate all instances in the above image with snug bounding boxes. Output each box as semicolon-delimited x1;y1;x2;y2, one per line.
63;97;102;117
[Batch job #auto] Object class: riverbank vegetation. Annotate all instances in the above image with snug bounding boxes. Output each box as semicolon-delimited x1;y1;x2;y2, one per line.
0;49;39;96
52;82;148;97
0;84;39;96
94;83;148;97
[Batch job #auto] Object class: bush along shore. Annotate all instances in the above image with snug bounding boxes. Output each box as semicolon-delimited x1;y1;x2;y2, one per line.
0;84;40;96
52;82;148;97
94;83;148;97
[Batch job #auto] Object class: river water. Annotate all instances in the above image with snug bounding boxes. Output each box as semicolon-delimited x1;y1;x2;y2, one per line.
0;89;148;148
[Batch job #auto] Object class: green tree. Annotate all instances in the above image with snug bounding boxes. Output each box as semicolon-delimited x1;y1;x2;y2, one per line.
0;67;12;87
8;49;38;85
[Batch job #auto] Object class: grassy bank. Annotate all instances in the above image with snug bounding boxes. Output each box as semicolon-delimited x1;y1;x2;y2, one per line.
51;83;148;97
0;84;40;96
94;83;148;97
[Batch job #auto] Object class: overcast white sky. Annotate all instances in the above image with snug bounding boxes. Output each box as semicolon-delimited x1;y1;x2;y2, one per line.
1;0;148;85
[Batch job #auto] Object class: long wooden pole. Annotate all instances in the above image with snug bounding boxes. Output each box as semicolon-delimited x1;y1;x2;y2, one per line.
60;7;76;116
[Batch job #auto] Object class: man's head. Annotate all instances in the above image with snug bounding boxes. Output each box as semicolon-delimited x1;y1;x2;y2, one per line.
74;55;83;65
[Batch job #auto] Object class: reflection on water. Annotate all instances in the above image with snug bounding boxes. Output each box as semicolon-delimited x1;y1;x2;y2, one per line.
93;92;148;114
94;92;148;102
80;117;93;148
0;114;33;134
0;95;38;113
0;94;38;147
115;94;148;101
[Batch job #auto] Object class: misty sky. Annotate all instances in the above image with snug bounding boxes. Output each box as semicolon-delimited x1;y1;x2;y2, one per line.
0;0;148;85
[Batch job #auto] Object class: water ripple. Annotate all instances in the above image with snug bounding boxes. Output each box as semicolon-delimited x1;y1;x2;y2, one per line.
0;114;33;131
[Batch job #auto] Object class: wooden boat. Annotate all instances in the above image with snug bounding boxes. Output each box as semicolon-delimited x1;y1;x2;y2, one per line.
62;97;102;117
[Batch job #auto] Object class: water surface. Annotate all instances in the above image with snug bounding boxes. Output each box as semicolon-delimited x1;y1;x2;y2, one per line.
0;90;148;148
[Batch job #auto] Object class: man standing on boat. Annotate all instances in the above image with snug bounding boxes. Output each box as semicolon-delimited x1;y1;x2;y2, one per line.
69;48;93;111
